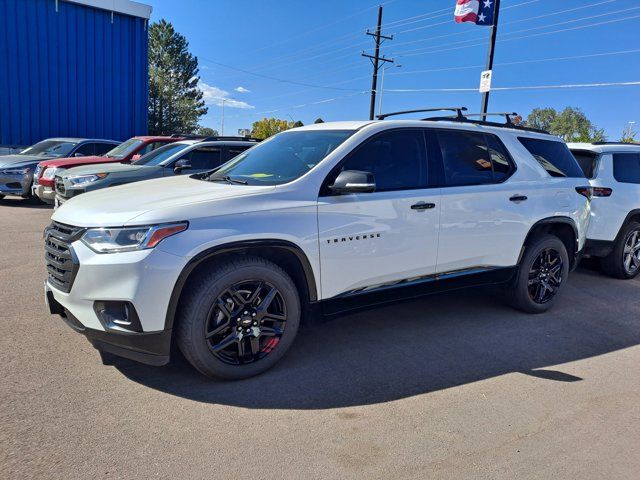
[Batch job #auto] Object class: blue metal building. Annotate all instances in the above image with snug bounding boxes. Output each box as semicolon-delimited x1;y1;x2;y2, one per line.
0;0;152;148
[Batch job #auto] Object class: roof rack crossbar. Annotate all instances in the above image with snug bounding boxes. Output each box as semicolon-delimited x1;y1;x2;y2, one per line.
377;107;468;120
463;112;518;125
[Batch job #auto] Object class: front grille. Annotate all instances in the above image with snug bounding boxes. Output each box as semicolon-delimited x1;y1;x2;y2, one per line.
54;176;65;195
44;221;85;293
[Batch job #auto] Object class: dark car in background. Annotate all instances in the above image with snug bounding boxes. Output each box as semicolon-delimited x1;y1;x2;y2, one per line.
32;135;185;204
0;137;119;202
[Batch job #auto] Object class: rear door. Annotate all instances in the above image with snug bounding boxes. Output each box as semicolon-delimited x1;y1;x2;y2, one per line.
318;128;441;299
434;129;531;272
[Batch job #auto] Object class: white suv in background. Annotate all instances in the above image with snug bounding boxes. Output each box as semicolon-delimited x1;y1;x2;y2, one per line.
569;142;640;278
44;108;591;379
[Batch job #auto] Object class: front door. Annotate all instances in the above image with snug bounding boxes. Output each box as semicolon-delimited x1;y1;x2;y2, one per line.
318;129;441;300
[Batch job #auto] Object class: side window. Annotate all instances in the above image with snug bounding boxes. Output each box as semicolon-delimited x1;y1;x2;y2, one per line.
518;137;585;178
437;130;493;186
94;143;115;156
139;141;166;156
485;134;513;182
613;153;640;184
228;146;250;160
336;129;428;192
185;147;223;169
571;150;599;179
72;143;94;156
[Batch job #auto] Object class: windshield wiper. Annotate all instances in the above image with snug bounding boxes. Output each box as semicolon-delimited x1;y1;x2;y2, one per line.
208;175;248;185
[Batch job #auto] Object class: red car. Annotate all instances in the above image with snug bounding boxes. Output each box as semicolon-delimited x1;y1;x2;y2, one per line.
32;135;185;204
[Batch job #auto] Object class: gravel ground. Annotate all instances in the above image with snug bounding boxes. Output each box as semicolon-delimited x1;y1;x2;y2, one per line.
1;198;639;479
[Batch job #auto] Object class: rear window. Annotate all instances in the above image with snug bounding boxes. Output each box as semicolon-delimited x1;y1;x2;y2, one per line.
571;150;599;178
613;153;640;184
518;137;585;178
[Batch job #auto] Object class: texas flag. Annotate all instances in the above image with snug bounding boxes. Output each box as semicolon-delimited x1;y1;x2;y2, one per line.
454;0;495;26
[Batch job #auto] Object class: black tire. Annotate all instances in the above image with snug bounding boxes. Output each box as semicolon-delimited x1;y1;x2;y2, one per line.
0;194;4;200
509;234;570;314
176;255;301;380
600;221;640;279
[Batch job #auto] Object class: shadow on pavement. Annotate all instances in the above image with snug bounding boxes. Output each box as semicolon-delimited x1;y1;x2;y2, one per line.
113;267;640;409
0;197;51;209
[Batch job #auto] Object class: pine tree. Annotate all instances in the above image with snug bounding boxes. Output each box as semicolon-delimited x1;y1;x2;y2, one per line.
148;19;207;135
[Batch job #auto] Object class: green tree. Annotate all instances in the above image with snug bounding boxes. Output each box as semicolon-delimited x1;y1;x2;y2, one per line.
621;123;638;143
148;19;207;135
197;126;219;136
251;118;292;139
525;108;557;131
524;107;606;142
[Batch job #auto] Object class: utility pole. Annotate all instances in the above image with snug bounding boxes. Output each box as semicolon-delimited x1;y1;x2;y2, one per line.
362;5;393;120
221;98;227;135
480;0;501;120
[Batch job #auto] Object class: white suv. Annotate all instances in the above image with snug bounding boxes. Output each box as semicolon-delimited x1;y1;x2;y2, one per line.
569;142;640;278
44;108;591;379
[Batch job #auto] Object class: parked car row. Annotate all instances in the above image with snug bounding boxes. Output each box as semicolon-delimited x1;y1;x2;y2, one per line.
0;134;259;205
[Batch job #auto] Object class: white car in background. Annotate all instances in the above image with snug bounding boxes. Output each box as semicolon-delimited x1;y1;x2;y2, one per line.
570;142;640;278
44;108;591;379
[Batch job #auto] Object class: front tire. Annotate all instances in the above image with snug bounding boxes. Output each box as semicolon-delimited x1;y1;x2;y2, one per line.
509;235;569;314
176;256;301;380
600;221;640;279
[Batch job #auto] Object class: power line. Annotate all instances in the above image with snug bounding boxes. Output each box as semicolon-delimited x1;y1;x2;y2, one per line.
384;81;640;93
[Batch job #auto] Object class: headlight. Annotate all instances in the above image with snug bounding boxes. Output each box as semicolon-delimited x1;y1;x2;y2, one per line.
68;173;107;186
41;167;58;180
0;167;30;175
81;223;188;253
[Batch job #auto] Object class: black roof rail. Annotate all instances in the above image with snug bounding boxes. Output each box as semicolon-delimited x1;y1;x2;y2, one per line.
199;136;262;142
377;107;468;120
169;133;207;139
463;112;519;125
591;141;639;145
425;112;550;135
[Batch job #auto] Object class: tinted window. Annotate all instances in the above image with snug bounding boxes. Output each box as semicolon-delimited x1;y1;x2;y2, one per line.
571;150;599;178
228;146;251;160
73;143;95;156
485;134;513;182
338;129;427;191
438;130;493;186
105;138;144;158
20;140;78;157
211;130;353;186
183;147;222;169
518;137;585;178
613;153;640;184
134;143;189;166
94;143;116;156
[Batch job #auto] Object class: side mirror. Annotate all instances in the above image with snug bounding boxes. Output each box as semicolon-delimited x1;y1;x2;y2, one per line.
74;152;84;157
174;159;192;173
329;170;376;194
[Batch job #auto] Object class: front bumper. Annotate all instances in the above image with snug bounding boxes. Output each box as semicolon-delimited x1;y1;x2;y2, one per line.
33;184;55;203
47;289;172;365
0;171;32;196
46;238;189;365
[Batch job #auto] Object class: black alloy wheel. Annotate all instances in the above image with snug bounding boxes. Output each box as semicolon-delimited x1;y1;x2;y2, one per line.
205;280;287;365
527;248;564;304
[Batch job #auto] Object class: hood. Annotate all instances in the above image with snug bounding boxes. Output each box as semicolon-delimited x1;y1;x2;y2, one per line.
0;154;54;168
62;162;149;176
52;175;276;227
40;155;120;169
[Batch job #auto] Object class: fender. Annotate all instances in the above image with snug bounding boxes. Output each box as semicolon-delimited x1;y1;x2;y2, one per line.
518;216;580;268
164;239;318;330
617;209;640;239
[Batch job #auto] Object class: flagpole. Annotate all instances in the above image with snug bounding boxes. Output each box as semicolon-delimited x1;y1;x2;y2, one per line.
480;0;501;120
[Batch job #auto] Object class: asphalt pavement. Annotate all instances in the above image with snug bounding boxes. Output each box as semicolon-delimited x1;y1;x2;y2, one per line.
1;197;639;479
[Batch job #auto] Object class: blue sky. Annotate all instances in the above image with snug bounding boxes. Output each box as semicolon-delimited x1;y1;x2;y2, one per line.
147;0;640;139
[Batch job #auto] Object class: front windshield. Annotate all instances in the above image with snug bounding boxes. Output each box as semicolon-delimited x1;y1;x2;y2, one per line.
133;143;188;167
20;140;78;158
105;138;144;158
209;130;354;185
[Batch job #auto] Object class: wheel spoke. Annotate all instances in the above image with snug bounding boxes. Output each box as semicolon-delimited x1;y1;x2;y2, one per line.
257;286;278;311
205;318;230;339
262;312;287;322
247;281;264;305
260;326;284;337
210;332;238;352
249;336;261;356
226;287;247;306
237;336;248;359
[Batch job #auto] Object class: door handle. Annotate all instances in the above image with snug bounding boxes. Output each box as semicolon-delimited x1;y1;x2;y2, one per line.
411;202;436;210
509;195;528;202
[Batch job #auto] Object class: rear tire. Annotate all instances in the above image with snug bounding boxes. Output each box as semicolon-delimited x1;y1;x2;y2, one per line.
600;221;640;279
176;255;301;380
509;235;569;314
